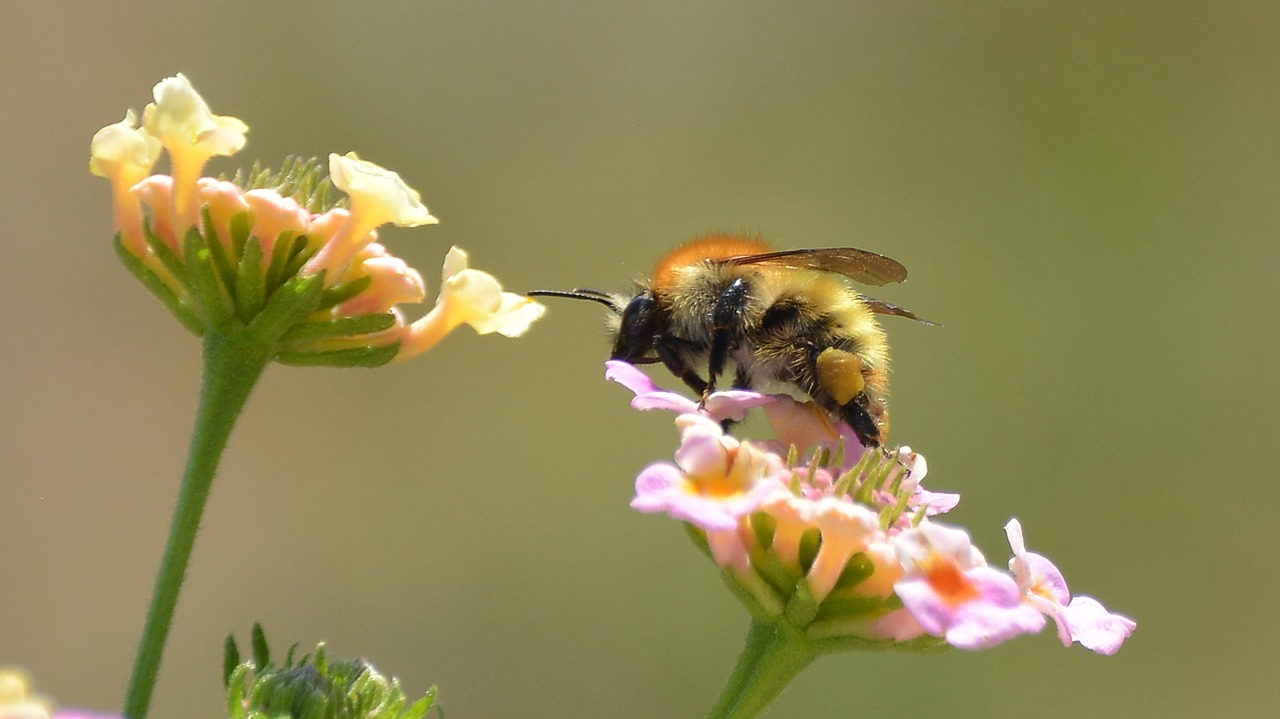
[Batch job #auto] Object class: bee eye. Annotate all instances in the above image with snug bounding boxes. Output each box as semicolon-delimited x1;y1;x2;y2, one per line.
613;293;659;360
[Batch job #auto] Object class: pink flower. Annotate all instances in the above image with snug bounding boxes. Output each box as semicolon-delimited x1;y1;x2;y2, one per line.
893;522;1046;650
1005;519;1136;655
631;413;786;533
613;361;1136;655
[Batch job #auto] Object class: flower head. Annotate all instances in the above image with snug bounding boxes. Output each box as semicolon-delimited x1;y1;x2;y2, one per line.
610;361;1136;656
93;75;543;365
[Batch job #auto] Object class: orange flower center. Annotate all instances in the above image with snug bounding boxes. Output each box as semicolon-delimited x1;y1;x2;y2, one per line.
926;561;979;606
693;473;743;498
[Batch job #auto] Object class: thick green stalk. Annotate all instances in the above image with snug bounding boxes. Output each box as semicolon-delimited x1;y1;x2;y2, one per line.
705;619;817;719
123;329;272;719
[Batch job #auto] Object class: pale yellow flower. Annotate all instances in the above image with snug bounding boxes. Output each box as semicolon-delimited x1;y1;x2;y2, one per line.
95;75;544;362
398;247;546;359
303;153;438;281
89;110;161;253
141;73;248;228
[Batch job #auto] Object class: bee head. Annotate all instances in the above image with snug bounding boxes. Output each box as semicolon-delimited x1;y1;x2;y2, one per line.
611;291;662;362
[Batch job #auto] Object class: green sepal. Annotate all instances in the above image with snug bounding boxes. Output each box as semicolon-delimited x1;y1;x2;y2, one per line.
809;630;950;655
749;510;777;549
229;210;253;260
114;236;204;336
403;687;440;719
142;218;190;288
275;343;400;368
251;622;271;669
811;594;892;624
752;551;801;604
200;205;238;293
184;227;236;330
248;273;325;341
784;582;819;627
263;232;303;295
318;275;374;311
280;313;397;346
223;633;241;688
236;238;266;323
280;239;318;282
796;527;821;573
832;551;876;590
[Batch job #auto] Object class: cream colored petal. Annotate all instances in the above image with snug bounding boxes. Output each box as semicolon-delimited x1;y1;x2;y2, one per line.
440;245;469;281
143;73;247;154
329;152;438;228
89;109;161;179
394;249;544;360
141;73;247;229
468;292;547;337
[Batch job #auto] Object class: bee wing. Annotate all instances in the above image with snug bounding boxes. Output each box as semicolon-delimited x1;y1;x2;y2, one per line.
860;296;939;326
725;247;909;286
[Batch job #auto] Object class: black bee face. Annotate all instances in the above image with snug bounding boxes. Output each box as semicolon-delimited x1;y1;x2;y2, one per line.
612;291;662;362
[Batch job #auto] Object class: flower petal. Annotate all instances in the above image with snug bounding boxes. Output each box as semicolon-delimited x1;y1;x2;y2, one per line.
1058;596;1137;655
396;247;545;359
329;152;437;229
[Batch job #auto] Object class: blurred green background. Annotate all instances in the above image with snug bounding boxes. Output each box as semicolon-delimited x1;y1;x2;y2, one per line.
2;2;1277;717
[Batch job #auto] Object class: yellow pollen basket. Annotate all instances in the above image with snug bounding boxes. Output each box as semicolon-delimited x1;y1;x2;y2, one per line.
816;347;865;406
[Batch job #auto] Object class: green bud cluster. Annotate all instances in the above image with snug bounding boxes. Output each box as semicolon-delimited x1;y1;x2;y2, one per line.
225;625;439;719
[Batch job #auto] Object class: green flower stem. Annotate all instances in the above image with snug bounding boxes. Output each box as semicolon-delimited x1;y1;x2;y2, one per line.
124;329;273;719
705;619;817;719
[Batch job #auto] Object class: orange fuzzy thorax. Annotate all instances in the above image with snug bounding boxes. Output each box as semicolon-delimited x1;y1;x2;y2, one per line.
651;233;771;289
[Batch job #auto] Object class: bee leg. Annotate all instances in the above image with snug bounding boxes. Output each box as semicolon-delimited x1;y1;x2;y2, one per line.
655;338;708;396
813;347;883;447
707;277;751;400
839;402;883;448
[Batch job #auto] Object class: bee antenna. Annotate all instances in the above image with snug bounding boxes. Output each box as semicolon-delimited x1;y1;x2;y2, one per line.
526;289;617;309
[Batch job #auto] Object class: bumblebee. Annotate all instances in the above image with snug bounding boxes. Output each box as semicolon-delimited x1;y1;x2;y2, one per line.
530;233;931;446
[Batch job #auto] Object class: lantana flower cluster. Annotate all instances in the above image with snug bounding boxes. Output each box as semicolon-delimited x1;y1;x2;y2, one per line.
609;360;1135;654
90;73;543;365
